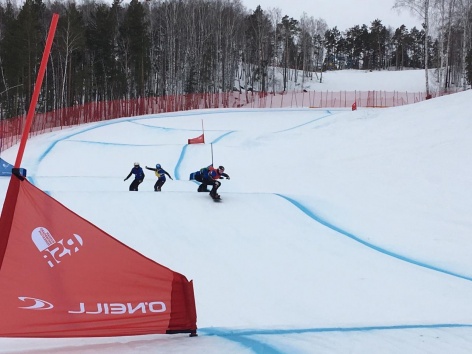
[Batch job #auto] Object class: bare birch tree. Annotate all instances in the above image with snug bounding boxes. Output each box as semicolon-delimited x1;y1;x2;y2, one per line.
268;7;282;93
55;2;85;108
299;13;314;86
456;0;472;89
394;0;432;96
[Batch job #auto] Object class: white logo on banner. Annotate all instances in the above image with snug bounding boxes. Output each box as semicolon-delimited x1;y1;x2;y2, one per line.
18;296;54;310
32;227;84;267
68;301;167;315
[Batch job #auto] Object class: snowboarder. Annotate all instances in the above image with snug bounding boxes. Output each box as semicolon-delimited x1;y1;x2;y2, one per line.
205;165;230;199
124;162;145;191
190;165;213;192
145;163;173;191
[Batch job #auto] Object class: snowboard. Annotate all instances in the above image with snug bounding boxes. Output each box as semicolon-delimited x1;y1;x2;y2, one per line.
211;195;222;202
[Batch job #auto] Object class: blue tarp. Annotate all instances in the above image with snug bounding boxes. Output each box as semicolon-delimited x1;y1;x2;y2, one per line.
0;158;13;176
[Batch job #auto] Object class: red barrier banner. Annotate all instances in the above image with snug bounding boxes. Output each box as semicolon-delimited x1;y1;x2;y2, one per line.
0;177;197;337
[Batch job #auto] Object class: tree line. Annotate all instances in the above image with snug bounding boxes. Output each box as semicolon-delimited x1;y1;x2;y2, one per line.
0;0;471;119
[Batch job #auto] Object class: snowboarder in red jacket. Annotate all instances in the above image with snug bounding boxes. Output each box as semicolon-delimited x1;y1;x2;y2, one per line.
204;165;230;199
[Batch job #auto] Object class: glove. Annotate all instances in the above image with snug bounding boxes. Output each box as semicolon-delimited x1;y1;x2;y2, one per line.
124;178;127;181
226;176;230;180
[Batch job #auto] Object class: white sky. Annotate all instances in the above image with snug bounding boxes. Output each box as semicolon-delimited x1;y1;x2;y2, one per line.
1;70;472;353
242;0;423;31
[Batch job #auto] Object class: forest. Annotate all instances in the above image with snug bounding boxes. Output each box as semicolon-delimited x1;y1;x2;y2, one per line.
0;0;471;119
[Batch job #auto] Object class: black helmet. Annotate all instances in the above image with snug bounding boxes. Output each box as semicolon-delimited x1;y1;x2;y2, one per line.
218;166;225;172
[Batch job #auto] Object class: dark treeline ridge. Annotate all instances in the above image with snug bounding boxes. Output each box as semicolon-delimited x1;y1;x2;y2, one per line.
0;0;471;119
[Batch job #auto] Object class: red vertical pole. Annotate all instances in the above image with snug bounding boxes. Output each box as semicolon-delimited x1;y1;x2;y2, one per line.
14;14;59;168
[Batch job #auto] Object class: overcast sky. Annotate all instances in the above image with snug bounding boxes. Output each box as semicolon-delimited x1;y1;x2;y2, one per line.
242;0;423;31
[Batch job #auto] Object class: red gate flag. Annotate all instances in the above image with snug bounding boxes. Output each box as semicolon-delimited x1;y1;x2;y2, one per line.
188;134;205;144
352;101;357;111
0;175;197;337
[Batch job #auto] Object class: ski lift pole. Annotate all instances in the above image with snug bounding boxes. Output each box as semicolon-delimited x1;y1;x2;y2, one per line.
14;13;59;170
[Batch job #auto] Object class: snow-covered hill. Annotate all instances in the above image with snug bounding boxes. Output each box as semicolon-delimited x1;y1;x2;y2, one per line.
1;72;471;354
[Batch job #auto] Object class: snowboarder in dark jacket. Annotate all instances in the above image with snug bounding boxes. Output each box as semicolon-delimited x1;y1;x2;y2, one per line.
191;165;212;192
145;164;173;191
124;162;145;191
